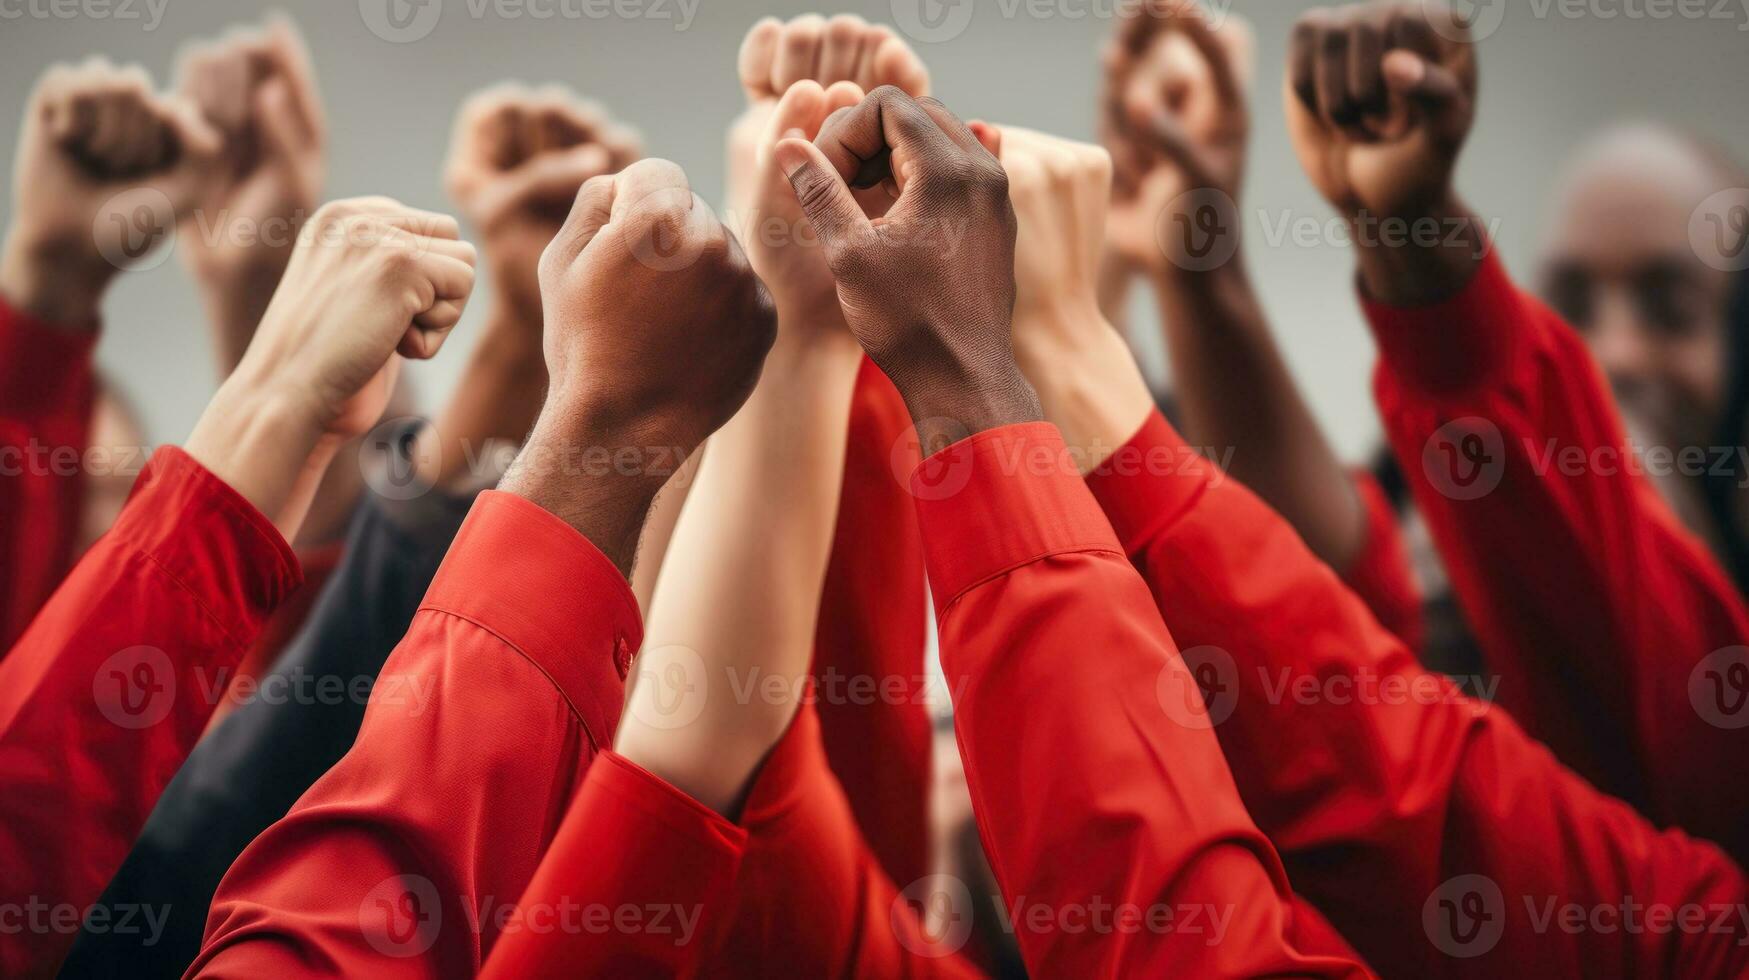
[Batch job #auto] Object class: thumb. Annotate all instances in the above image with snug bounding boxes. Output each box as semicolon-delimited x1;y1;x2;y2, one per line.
491;144;613;220
1382;49;1469;143
1146;109;1221;189
774;137;871;261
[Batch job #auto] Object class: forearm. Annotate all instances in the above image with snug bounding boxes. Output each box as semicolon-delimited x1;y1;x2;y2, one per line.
619;326;862;816
0;229;113;329
1151;262;1365;568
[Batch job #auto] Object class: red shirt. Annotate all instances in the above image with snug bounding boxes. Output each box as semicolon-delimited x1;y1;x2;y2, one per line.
1364;251;1749;863
917;421;1373;978
190;491;640;977
0;447;300;978
1088;407;1749;977
0;297;96;653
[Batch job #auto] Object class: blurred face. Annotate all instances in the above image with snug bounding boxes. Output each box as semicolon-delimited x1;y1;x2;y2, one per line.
1540;131;1739;449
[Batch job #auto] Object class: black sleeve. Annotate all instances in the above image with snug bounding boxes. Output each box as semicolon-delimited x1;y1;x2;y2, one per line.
59;432;477;979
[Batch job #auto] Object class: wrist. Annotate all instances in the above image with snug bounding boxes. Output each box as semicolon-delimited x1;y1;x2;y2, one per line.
1351;191;1487;307
889;349;1045;457
185;376;330;533
0;229;113;328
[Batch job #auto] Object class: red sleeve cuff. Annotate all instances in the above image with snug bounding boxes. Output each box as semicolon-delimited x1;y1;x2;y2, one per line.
420;490;642;752
1083;409;1216;556
0;295;97;418
1359;247;1525;397
911;422;1125;612
592;750;750;853
111;446;303;645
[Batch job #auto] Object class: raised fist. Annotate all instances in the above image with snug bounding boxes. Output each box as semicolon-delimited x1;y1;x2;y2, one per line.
1285;1;1478;222
235;197;477;439
729;15;929;218
537;159;776;454
172;15;327;285
776;87;1039;444
742;78;868;324
446;83;640;323
992;125;1113;339
0;58;220;324
1101;1;1251;274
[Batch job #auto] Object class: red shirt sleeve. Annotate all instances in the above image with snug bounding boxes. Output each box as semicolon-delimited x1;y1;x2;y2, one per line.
0;296;97;653
1363;250;1749;862
811;356;933;888
1087;408;1749;977
913;421;1372;979
715;701;983;979
477;751;748;980
0;446;300;978
189;490;640;978
1339;469;1425;651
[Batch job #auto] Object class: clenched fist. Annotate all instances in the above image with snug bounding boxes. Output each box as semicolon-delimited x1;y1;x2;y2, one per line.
446;83;640;324
502;159;776;574
173;16;326;291
233;197;477;440
1102;1;1251;275
775;87;1040;449
0;59;220;325
1285;2;1477;223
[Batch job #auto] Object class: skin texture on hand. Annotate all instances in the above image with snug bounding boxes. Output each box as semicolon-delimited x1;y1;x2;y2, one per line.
173;15;327;373
499;159;776;578
1102;0;1253;277
728;14;929;219
0;58;220;327
1285;1;1484;305
185;197;476;542
775;87;1042;453
992;123;1157;473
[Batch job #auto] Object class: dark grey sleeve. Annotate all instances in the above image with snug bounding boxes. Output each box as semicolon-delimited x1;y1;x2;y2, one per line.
59;423;486;979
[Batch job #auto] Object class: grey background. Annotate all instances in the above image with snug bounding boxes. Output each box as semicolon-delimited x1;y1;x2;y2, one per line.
2;0;1746;457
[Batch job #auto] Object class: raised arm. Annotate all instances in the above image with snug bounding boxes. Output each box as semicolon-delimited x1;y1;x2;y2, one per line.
0;59;221;651
190;160;775;978
1101;2;1423;645
779;85;1371;978
0;193;474;979
1284;0;1749;860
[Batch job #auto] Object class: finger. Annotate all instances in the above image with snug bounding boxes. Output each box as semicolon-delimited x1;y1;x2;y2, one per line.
260;13;325;146
773;14;825;91
1147;109;1219;187
598;123;644;171
252;75;308;162
412;297;465;333
967;119;1002;158
1348;16;1387;122
398;233;477;265
1381;48;1467;138
763;79;828;150
773;137;872;260
417;250;477;302
609;157;692;225
738;17;783;101
370;206;463;239
1288;12;1324;120
869;33;930;97
551;174;616;260
1315;22;1358;131
813;87;957;191
914;96;983;156
819;14;867;84
492;143;615;217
